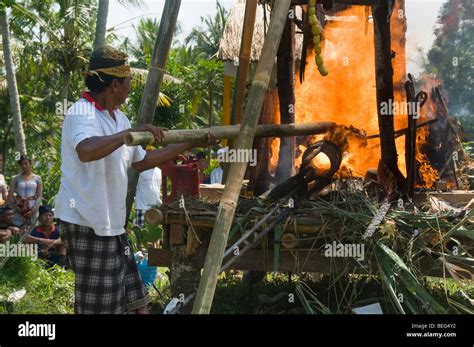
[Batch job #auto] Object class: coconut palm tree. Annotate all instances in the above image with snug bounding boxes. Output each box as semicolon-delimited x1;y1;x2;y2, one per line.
93;0;109;49
9;0;96;103
0;4;27;156
185;0;228;59
93;0;144;50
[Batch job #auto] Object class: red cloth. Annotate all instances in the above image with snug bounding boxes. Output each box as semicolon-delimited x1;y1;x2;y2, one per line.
81;91;105;111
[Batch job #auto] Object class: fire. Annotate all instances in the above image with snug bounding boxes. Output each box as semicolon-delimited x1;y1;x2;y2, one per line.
266;4;438;187
415;74;441;187
293;5;406;176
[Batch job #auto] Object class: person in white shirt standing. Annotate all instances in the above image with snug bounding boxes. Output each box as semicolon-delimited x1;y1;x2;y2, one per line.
134;167;162;227
210;147;228;184
54;46;215;314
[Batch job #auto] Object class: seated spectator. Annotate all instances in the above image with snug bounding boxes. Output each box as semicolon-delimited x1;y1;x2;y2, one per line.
25;205;66;267
196;151;210;184
0;205;19;243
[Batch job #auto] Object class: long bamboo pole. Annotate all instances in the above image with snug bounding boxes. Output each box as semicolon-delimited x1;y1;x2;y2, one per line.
225;0;259;182
124;122;336;146
191;0;292;314
125;0;181;221
230;0;258;126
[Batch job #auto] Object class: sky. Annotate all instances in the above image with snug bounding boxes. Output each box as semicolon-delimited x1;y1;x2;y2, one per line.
108;0;446;75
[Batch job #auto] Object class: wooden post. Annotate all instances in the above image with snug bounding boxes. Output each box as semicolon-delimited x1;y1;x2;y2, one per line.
125;0;181;221
230;0;258;126
225;0;258;181
192;0;292;314
250;89;280;195
404;77;417;197
372;0;405;193
222;74;232;146
275;7;296;184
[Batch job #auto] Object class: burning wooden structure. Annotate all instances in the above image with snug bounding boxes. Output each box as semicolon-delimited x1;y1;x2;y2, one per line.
127;0;473;313
218;0;467;195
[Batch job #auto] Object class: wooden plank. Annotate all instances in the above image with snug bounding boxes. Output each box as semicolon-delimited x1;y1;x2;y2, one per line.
185;226;199;256
170;224;185;245
148;248;452;278
151;213;324;234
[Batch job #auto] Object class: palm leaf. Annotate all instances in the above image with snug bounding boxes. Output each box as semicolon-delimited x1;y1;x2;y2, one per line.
376;242;447;314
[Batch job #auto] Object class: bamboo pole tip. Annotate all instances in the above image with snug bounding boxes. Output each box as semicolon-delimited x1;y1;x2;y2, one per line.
123;131;155;146
123;132;135;146
145;208;164;224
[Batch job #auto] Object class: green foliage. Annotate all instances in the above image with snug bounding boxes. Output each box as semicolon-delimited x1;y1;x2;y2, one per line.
122;17;225;131
0;257;74;314
186;59;224;128
375;242;447;314
459;115;474;141
127;222;163;253
425;0;474;116
185;0;228;59
205;157;220;176
1;0;95;201
127;17;161;68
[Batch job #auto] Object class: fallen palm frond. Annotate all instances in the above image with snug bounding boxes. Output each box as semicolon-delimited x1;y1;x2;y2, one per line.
375;242;447;314
152;179;474;314
296;281;332;314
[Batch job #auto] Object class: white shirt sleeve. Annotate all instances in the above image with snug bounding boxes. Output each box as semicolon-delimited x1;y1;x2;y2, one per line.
133;146;146;163
68;113;102;149
121;114;146;164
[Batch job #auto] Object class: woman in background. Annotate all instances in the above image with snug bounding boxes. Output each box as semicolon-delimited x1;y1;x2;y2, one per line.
0;174;8;206
8;156;43;228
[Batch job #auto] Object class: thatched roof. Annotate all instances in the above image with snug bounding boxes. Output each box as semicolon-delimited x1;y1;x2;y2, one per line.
218;1;303;62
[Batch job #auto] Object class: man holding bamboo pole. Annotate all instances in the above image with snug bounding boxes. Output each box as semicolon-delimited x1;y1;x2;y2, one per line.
54;46;215;314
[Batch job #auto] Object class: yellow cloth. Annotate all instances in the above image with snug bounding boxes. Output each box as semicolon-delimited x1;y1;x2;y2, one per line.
86;64;131;81
86;45;131;81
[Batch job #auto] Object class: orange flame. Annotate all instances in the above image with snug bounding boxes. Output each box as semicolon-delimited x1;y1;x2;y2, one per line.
294;6;406;176
415;74;440;187
268;4;438;187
